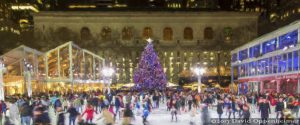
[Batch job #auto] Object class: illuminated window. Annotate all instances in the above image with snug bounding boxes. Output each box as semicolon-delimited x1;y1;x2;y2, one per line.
204;27;213;39
184;27;193;40
143;27;153;39
56;27;72;41
122;27;133;40
80;27;92;40
279;30;298;49
101;26;112;41
249;44;260;58
238;49;248;61
223;27;232;40
163;27;173;41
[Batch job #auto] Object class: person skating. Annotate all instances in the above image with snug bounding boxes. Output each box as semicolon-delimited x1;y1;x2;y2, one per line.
54;98;62;114
114;95;122;120
9;99;20;125
142;106;150;125
108;104;116;121
276;97;284;119
259;98;271;125
20;100;33;125
242;104;250;125
250;94;257;113
97;107;114;125
217;99;224;121
228;97;236;119
292;98;300;118
189;104;198;125
57;107;65;125
201;96;210;125
81;104;95;124
67;104;80;125
187;94;193;111
170;98;178;122
122;104;134;125
1;100;7;116
0;100;2;125
33;105;51;125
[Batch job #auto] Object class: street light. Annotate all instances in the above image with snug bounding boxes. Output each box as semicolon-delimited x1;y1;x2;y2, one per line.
24;59;33;97
192;67;206;93
102;67;114;94
0;58;6;101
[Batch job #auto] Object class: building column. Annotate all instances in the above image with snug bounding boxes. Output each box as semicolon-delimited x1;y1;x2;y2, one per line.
298;78;300;94
230;66;234;93
0;69;5;101
27;72;32;97
260;81;264;94
276;80;281;93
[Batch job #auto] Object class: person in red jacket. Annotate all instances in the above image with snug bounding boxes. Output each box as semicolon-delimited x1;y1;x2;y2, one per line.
81;104;95;124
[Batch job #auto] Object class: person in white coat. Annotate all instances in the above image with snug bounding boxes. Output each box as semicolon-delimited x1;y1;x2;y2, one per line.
9;100;20;125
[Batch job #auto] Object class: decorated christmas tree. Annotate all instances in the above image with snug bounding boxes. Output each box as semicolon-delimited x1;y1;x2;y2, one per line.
134;38;167;90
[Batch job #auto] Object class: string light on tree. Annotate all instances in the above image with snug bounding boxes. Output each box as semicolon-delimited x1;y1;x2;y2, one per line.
134;38;167;90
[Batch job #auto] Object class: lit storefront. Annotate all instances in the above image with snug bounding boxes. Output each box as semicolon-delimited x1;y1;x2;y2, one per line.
231;20;300;94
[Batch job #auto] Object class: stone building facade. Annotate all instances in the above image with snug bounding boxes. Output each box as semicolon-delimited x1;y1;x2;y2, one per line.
34;11;258;84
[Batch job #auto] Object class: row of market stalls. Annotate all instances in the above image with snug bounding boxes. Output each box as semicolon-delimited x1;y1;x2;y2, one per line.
0;42;105;99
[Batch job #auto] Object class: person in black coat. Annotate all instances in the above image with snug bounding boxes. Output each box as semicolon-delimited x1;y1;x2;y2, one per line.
202;96;210;125
229;98;236;119
33;105;51;125
276;97;284;119
217;99;224;121
68;104;79;125
259;98;271;125
57;107;65;125
92;97;99;113
242;104;250;125
20;101;33;125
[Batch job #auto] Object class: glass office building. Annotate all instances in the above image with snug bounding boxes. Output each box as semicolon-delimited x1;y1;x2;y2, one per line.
231;20;300;94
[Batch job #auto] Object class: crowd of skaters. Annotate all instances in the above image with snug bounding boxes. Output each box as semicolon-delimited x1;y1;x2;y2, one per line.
0;90;163;125
165;90;300;125
0;89;300;125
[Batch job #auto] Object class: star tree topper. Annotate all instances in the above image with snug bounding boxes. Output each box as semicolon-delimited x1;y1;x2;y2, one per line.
146;38;153;43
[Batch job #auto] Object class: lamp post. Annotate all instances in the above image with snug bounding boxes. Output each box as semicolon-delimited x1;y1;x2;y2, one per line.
0;58;6;101
192;67;206;93
24;59;33;97
102;67;114;94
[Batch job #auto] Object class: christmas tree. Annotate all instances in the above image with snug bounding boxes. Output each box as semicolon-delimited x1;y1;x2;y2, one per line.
134;38;167;90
